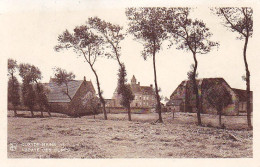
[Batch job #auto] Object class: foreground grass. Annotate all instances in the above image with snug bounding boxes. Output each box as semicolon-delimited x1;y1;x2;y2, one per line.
7;111;252;158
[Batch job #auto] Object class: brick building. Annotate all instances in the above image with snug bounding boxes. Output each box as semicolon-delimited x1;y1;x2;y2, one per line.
44;77;98;116
111;75;156;108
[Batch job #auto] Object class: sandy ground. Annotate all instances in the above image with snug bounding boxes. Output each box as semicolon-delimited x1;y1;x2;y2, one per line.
7;111;252;158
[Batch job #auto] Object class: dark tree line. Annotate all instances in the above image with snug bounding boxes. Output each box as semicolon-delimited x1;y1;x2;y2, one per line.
8;59;50;117
8;59;20;117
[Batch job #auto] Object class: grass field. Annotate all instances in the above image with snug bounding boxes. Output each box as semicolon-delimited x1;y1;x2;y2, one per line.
7;111;252;158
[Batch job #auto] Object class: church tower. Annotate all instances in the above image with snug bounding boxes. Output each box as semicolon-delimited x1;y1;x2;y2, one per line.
131;75;137;85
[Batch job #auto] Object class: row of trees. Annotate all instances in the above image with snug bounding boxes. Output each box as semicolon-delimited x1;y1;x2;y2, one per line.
8;59;100;118
55;7;253;129
8;59;51;117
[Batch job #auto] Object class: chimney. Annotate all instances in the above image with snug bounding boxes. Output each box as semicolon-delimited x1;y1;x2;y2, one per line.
138;82;140;85
150;84;153;88
84;76;86;81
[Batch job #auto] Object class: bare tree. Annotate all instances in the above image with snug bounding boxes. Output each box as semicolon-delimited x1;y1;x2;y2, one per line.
88;17;134;121
126;7;169;123
53;67;75;101
165;8;218;126
55;25;108;120
8;59;20;117
213;7;253;129
205;84;233;127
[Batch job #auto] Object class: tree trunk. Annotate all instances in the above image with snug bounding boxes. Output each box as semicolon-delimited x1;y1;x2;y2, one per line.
13;106;17;117
11;74;18;117
152;47;162;123
218;110;222;127
193;52;202;126
30;110;34;117
127;104;132;121
40;109;44;118
172;110;174;119
46;105;51;116
47;110;51;117
65;83;72;101
90;65;107;120
243;36;252;129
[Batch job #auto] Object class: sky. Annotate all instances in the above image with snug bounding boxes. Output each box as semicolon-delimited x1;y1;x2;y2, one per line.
1;0;260;101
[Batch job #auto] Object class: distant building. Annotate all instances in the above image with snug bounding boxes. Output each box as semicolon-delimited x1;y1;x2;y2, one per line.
104;99;116;108
166;78;253;115
111;75;156;108
44;77;98;116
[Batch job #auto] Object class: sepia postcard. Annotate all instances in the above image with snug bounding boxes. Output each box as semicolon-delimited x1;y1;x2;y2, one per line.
0;0;260;167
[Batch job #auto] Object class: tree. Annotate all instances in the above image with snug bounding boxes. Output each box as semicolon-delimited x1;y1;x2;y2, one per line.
55;25;108;120
88;17;134;121
213;7;253;129
22;82;36;117
19;63;49;117
88;17;124;67
165;8;218;126
53;67;75;101
30;65;50;117
126;7;169;123
205;84;232;127
117;64;135;121
52;67;80;117
35;83;51;117
8;59;20;116
19;63;36;117
81;91;100;119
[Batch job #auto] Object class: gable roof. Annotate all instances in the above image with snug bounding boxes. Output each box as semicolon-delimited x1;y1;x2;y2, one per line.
44;80;91;103
140;86;154;95
232;88;252;102
170;78;253;103
170;78;229;98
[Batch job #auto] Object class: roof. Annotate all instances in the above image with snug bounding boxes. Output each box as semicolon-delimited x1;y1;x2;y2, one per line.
170;77;253;103
130;84;154;95
114;83;155;95
232;88;252;102
140;86;154;95
44;80;91;103
170;78;229;98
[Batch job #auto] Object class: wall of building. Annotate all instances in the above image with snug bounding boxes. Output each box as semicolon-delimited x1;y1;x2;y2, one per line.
49;102;70;114
130;93;156;108
69;80;98;116
169;79;243;116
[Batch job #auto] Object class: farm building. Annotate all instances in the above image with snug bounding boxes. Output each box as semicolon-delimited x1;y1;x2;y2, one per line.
166;78;253;116
44;77;98;116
